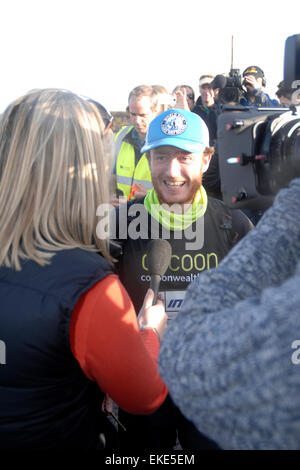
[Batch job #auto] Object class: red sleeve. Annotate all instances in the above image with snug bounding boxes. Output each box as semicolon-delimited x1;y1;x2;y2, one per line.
69;274;168;415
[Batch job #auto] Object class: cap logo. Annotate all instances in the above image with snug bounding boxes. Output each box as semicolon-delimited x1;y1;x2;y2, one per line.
245;67;258;74
161;112;187;136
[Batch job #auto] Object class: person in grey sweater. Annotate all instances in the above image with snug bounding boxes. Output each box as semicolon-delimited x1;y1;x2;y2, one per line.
159;177;300;450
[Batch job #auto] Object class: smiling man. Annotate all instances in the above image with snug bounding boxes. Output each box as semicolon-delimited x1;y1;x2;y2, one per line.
145;111;211;207
112;108;253;454
148;144;209;206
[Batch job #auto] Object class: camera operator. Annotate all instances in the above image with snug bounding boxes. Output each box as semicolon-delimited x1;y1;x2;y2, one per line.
209;68;279;222
240;65;279;107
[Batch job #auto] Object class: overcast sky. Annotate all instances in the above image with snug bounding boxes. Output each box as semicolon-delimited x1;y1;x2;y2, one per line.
0;0;299;112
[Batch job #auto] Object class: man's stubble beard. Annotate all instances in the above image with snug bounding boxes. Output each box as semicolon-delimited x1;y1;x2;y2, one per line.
152;172;203;209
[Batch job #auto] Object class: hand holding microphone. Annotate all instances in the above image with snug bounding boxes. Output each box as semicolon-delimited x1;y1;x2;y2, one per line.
138;288;167;341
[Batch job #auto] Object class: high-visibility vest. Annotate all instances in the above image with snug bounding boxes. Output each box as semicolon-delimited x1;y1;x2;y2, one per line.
114;126;153;199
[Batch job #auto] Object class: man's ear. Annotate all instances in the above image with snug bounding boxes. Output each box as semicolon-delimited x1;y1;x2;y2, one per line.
202;147;214;173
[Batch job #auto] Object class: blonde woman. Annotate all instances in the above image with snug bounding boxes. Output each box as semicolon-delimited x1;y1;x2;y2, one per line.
0;89;167;450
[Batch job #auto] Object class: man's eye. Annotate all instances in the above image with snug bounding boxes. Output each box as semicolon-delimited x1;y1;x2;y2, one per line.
181;156;192;162
130;113;146;117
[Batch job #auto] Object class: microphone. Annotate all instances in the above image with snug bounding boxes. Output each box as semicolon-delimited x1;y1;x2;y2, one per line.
147;239;172;304
211;74;227;89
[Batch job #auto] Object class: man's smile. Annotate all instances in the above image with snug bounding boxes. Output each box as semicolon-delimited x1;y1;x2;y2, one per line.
164;180;186;188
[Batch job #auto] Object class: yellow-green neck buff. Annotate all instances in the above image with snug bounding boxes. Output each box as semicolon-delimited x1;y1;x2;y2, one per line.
144;186;208;231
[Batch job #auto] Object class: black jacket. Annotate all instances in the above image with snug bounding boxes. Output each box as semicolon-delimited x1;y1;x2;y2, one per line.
0;249;112;449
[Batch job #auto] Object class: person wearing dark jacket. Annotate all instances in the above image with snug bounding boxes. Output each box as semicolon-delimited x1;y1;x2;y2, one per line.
0;89;168;451
192;74;218;146
240;65;278;107
112;108;253;454
192;74;221;200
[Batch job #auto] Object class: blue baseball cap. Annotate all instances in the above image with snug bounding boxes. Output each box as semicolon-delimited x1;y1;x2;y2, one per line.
141;108;209;154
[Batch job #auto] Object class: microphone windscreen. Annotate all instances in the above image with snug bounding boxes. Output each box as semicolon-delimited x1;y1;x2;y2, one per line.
211;74;227;89
147;239;172;277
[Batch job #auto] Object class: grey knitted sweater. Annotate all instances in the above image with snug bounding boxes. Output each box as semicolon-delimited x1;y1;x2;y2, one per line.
159;177;300;450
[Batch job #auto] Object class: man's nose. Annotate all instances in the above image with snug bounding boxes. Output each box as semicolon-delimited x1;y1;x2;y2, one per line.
133;114;142;124
166;158;181;177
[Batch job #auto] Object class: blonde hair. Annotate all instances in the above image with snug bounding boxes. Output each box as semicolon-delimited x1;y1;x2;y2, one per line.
0;88;112;270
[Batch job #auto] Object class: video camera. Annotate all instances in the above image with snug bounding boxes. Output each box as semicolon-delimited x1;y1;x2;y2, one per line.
211;68;244;105
217;34;300;210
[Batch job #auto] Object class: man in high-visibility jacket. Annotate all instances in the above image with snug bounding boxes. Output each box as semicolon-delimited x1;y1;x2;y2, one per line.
111;85;160;205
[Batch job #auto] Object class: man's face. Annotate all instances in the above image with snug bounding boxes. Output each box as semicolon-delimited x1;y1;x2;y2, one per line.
243;75;263;92
128;96;157;141
199;84;215;107
182;87;194;110
279;95;292;107
148;145;210;206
